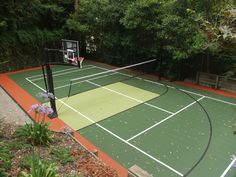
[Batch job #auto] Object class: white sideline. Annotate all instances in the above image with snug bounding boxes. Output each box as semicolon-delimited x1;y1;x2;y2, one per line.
25;78;183;177
126;96;206;142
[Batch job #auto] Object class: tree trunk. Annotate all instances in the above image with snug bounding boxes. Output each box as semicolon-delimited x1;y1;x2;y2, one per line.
74;0;79;14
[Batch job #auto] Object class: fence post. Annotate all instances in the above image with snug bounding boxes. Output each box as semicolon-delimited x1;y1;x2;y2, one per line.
215;75;220;89
196;72;200;84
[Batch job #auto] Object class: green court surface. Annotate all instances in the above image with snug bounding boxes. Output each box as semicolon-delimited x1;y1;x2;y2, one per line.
9;62;236;177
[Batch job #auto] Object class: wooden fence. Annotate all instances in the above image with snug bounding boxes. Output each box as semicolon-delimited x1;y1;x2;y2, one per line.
196;72;236;93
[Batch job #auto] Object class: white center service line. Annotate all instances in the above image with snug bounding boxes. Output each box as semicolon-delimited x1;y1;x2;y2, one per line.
25;78;183;177
86;80;174;115
126;96;206;142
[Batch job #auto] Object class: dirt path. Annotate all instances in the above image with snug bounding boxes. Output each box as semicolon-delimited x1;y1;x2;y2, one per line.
0;87;32;125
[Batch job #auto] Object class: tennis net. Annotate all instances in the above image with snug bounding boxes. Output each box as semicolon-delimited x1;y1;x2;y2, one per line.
67;59;157;97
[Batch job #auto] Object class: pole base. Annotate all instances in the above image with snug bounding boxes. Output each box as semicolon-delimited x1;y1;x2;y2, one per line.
48;112;58;119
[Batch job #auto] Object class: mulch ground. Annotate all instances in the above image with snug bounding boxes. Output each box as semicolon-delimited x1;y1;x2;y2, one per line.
0;122;119;177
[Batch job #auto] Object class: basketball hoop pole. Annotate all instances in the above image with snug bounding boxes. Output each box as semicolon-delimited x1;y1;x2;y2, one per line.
44;48;58;118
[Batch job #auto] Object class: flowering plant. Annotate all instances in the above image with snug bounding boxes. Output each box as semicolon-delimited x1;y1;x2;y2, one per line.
36;92;55;100
29;104;53;122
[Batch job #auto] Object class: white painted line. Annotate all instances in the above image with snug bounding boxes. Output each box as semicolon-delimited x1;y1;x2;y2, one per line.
30;66;96;81
54;72;117;90
220;156;236;177
95;65;236;106
27;67;76;79
126;96;206;142
27;65;94;79
179;89;236;106
86;80;174;115
26;78;183;177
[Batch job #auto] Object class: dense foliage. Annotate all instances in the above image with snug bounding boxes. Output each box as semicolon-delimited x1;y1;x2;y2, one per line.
0;0;235;79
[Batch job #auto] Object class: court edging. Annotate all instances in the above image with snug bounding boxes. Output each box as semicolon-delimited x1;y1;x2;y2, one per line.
175;81;236;99
0;73;128;177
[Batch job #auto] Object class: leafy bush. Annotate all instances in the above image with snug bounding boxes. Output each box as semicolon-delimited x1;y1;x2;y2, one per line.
14;122;53;146
51;147;74;164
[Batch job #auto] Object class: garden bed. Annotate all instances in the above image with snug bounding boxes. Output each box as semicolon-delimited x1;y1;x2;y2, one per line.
0;122;119;177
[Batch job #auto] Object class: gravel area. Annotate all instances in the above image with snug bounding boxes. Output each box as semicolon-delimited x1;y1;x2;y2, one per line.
0;87;33;125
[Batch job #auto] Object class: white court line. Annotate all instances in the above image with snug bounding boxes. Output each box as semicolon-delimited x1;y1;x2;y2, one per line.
54;66;139;89
27;67;76;79
94;65;236;106
25;78;183;177
126;96;206;142
220;156;236;177
179;89;236;106
54;72;118;90
30;66;96;81
86;80;174;115
27;65;94;79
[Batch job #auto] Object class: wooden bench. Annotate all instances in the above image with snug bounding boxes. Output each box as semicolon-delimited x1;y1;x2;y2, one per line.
128;165;152;177
218;77;236;93
196;72;219;89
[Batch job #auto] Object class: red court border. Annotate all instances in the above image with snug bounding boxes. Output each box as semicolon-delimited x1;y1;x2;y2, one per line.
175;81;236;99
0;67;128;177
1;64;235;177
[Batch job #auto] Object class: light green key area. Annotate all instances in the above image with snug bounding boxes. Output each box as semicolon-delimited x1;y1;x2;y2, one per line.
56;82;159;130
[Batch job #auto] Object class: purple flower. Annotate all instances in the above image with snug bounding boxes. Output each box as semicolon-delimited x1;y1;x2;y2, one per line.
29;104;54;116
36;92;55;100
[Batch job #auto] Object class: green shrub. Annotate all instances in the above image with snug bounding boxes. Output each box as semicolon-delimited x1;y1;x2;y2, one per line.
51;147;74;164
0;139;31;172
20;154;52;170
14;122;53;146
0;141;13;171
0;170;8;177
19;156;58;177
